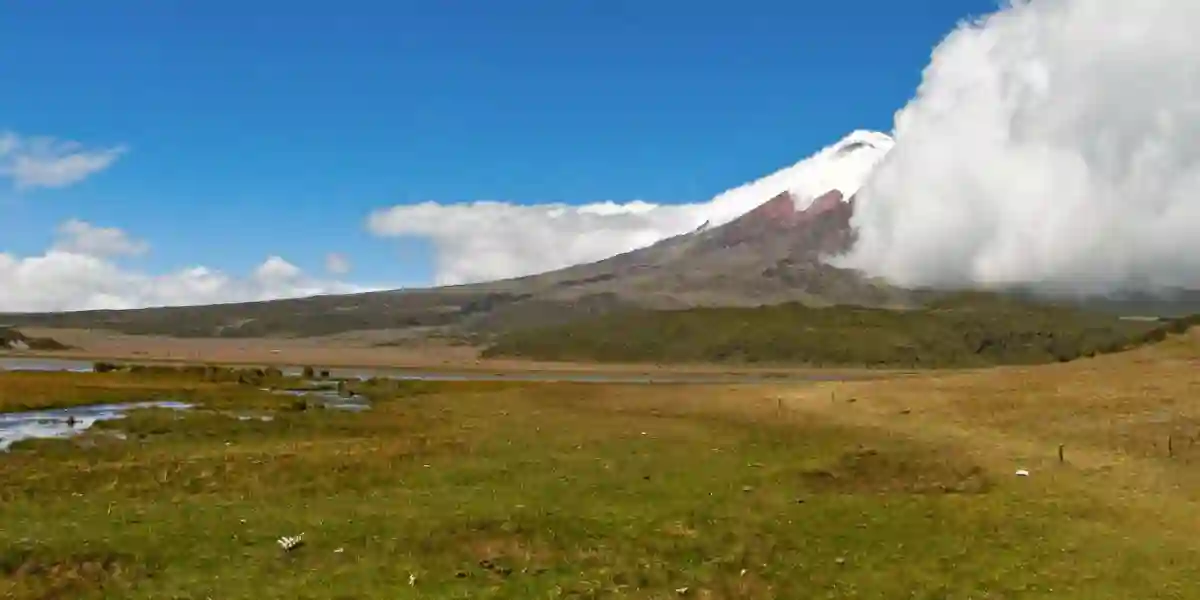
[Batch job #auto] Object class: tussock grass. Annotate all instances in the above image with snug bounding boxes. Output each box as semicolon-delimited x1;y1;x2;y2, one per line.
4;340;1200;597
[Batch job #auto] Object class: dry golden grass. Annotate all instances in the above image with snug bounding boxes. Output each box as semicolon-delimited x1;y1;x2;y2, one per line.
767;330;1200;534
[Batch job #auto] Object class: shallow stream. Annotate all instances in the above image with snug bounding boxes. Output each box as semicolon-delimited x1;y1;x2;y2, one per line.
0;400;192;451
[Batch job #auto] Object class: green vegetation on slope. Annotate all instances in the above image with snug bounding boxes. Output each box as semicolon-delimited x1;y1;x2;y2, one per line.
484;294;1195;367
5;371;1200;598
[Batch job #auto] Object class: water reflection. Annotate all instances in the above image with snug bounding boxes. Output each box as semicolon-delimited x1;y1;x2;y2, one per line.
0;357;94;372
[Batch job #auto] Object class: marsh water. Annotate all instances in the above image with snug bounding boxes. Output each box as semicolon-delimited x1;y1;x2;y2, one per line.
0;357;384;449
0;356;869;449
0;400;193;451
0;390;371;451
271;388;372;412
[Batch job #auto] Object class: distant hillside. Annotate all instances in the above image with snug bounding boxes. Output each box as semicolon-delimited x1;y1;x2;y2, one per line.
482;295;1189;368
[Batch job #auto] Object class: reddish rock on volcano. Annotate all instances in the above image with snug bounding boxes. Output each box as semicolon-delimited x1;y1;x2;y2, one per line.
712;189;853;254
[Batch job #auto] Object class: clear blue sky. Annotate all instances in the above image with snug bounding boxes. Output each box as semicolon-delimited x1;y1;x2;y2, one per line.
0;0;998;287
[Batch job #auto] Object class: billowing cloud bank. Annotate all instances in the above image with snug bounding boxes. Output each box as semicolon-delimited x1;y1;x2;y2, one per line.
838;0;1200;294
0;220;374;312
0;129;379;312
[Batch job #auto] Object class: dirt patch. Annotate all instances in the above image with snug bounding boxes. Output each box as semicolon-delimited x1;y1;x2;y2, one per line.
799;447;993;495
465;535;554;565
0;548;141;599
442;531;559;582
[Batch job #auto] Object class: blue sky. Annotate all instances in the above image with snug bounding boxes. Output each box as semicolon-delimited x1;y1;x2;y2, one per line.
0;0;1001;309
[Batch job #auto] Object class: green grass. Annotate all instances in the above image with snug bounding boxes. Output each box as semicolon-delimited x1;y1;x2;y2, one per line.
4;370;1200;598
483;294;1187;368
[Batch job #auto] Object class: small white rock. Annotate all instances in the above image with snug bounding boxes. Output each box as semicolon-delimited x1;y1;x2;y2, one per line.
1015;469;1030;477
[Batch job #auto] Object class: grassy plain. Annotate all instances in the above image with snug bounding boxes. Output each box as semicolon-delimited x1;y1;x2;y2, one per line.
2;332;1200;598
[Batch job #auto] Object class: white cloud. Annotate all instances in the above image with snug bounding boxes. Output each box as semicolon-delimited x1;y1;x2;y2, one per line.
837;0;1200;294
369;200;700;286
254;255;303;282
0;132;125;190
368;131;891;285
0;221;377;312
325;252;351;275
52;219;149;258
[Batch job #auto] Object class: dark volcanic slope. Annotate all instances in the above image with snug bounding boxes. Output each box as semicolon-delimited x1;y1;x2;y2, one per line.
0;191;912;338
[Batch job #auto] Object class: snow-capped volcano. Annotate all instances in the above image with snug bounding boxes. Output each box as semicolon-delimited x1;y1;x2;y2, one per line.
697;130;893;229
1;129;909;337
431;128;910;314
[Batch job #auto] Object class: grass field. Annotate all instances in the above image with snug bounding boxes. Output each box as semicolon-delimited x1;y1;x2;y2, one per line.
3;333;1200;598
